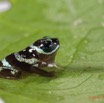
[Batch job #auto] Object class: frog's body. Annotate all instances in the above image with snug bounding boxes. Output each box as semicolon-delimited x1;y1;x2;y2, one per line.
0;36;60;79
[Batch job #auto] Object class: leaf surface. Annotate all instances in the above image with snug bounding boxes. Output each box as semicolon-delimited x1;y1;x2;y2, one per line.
0;0;104;103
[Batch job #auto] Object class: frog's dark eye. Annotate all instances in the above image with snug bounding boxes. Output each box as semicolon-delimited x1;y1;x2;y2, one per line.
40;41;54;53
44;41;51;47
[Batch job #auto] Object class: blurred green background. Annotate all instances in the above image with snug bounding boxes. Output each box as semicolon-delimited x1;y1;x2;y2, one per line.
0;0;104;103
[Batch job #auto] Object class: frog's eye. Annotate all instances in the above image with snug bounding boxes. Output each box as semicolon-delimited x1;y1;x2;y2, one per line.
40;41;54;53
44;41;52;47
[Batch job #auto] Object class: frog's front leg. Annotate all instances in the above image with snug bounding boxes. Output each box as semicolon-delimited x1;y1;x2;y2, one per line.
38;61;58;69
30;65;55;77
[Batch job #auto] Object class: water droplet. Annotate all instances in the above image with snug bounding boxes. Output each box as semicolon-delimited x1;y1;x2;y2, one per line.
98;74;104;80
98;0;104;4
73;18;83;27
48;91;52;94
0;0;11;12
80;56;86;60
0;98;5;103
101;22;104;27
70;55;73;59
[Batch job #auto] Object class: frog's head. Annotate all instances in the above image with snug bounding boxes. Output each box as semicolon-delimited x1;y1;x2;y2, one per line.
32;36;60;63
33;36;59;54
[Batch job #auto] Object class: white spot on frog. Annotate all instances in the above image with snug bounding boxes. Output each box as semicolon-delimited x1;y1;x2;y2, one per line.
48;64;54;67
33;64;39;67
42;62;46;65
1;59;11;67
0;67;3;71
29;49;33;53
0;1;11;12
11;71;15;75
11;69;18;75
40;44;44;47
33;54;35;57
48;63;61;69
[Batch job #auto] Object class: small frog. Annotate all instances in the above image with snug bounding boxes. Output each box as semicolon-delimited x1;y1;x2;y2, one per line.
0;36;60;79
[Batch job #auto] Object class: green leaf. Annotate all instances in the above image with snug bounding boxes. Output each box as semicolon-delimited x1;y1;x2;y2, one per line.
0;0;104;103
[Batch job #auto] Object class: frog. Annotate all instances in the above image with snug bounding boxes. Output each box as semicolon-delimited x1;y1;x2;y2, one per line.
0;36;60;79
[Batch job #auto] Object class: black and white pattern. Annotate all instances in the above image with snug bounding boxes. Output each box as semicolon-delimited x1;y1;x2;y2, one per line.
0;36;60;79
